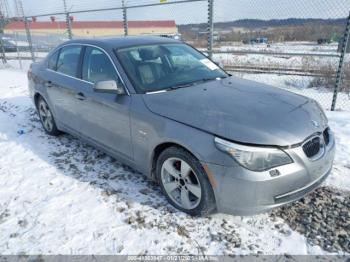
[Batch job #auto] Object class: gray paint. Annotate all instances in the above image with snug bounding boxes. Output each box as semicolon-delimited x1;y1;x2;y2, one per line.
28;36;335;215
143;76;327;146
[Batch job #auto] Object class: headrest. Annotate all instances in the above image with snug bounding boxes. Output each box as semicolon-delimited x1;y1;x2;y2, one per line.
139;48;161;61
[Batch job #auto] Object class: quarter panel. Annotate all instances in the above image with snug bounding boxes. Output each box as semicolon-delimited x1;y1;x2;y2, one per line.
29;63;59;120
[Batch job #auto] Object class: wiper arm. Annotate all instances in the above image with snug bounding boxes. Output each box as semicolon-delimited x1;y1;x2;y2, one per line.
196;77;221;83
166;83;194;90
166;77;223;91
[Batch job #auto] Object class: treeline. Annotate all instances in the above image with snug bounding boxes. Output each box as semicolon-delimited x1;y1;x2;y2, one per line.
213;18;346;28
179;18;347;42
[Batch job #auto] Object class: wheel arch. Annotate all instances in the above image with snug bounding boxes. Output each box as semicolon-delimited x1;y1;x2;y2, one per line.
151;140;217;215
33;92;43;109
150;141;203;182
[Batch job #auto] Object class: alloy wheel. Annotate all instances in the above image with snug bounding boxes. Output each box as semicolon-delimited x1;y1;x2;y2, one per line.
161;157;202;210
38;100;54;132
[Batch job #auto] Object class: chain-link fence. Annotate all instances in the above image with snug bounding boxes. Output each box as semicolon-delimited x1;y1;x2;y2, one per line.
0;0;349;111
210;0;350;111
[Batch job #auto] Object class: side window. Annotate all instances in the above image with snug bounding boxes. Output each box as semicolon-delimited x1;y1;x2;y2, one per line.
48;50;59;70
82;47;118;84
167;45;201;67
56;46;82;77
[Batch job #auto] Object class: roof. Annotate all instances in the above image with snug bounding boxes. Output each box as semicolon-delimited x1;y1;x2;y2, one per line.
4;20;176;30
65;36;180;49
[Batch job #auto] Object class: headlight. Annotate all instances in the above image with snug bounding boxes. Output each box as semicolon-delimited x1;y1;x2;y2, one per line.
214;137;293;172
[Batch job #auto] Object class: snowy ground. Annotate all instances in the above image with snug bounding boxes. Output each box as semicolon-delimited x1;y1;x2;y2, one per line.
212;42;350;110
0;66;349;255
210;42;343;70
233;73;350;111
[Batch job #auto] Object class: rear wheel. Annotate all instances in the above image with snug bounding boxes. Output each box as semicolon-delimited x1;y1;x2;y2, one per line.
37;97;60;136
156;146;216;216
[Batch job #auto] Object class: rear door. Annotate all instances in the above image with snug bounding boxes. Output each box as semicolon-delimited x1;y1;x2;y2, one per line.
75;46;133;159
45;45;84;132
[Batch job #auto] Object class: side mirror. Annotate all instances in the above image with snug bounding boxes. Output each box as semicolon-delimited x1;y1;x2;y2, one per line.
93;80;125;95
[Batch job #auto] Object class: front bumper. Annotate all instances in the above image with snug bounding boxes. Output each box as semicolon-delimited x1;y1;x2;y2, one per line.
206;131;335;215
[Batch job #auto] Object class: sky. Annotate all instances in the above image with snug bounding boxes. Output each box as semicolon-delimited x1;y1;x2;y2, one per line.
6;0;350;24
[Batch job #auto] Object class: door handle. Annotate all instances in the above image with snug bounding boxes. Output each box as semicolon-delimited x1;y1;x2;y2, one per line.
45;81;53;88
75;92;86;101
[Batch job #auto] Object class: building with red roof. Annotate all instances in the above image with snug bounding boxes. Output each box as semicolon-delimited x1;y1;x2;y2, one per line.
4;20;178;37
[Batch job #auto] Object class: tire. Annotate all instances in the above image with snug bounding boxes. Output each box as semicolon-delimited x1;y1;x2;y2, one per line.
156;146;216;216
37;96;60;136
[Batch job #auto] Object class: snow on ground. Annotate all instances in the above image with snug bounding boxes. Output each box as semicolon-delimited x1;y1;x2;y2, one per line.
234;73;350;111
216;42;339;55
212;42;343;71
210;42;350;110
213;52;339;71
325;111;350;190
0;67;349;255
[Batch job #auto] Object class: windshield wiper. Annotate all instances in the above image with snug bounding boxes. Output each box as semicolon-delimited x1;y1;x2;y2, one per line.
165;77;224;91
166;82;194;90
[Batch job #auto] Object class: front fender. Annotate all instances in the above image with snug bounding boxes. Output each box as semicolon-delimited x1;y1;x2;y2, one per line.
130;95;234;177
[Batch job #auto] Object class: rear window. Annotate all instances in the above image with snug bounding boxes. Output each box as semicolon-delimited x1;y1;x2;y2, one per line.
48;50;59;71
56;46;82;77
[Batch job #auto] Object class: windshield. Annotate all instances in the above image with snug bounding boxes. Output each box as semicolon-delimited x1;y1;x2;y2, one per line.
115;43;228;93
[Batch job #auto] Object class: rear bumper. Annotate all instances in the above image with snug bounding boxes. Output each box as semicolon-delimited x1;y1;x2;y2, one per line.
205;131;335;215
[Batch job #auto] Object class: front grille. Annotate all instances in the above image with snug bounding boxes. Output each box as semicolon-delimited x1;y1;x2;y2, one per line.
323;128;330;145
303;137;321;158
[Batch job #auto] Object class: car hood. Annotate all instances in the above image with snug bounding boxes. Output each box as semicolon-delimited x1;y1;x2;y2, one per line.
142;76;327;146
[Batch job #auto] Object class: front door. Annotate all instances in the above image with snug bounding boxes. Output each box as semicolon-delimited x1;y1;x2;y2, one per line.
75;46;133;160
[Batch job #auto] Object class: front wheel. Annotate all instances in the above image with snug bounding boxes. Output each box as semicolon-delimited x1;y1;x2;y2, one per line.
37;97;60;136
156;146;216;216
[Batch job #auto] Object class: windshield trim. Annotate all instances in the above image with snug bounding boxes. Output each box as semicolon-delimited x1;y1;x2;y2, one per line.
114;43;228;94
146;90;168;94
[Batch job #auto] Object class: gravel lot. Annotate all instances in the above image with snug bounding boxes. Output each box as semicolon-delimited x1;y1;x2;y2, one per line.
272;187;350;253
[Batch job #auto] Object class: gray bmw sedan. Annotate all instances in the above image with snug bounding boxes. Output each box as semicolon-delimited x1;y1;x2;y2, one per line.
28;36;335;216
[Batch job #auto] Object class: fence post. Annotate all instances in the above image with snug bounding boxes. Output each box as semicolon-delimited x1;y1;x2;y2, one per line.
14;31;23;70
0;39;7;64
63;0;73;39
0;15;7;64
207;0;214;59
24;17;35;62
122;0;128;36
331;11;350;111
65;13;73;39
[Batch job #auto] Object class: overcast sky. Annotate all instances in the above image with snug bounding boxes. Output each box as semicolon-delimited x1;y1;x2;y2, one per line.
9;0;350;24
